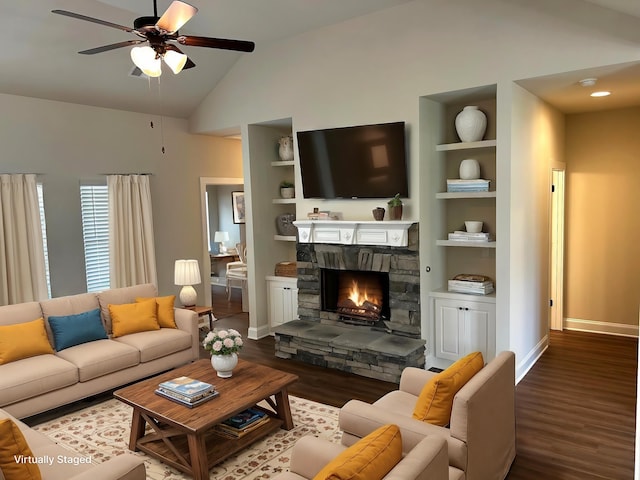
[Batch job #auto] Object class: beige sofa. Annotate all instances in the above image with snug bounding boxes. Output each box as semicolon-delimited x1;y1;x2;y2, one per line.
0;407;145;480
273;434;449;480
339;351;516;480
0;283;199;419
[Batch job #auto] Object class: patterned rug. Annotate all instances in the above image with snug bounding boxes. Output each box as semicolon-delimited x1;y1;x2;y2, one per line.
33;396;341;479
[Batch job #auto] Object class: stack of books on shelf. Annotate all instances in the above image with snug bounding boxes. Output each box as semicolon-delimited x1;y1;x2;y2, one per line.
214;408;270;438
448;274;494;295
448;231;493;243
155;376;218;407
446;179;490;192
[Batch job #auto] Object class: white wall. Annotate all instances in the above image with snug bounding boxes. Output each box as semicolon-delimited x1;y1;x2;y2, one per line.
0;93;242;303
186;0;638;359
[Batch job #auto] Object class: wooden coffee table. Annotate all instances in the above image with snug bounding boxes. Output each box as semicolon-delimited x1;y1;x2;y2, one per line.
113;359;298;479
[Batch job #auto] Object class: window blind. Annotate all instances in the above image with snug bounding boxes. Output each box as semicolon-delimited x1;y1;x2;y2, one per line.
80;184;110;292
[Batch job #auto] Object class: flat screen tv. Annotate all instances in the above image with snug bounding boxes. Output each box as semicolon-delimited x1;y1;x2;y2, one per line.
297;121;408;199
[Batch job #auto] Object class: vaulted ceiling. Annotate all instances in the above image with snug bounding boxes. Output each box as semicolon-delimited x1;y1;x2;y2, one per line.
1;0;639;119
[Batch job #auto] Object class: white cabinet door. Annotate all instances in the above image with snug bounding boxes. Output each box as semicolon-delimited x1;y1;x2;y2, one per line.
434;297;496;362
267;278;299;329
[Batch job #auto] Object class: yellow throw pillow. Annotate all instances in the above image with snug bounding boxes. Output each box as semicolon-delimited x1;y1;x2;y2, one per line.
313;424;402;480
0;318;54;365
109;299;160;338
135;295;177;328
0;418;42;479
412;351;484;426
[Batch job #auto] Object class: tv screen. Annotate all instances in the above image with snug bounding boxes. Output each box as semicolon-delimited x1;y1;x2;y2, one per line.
297;121;408;199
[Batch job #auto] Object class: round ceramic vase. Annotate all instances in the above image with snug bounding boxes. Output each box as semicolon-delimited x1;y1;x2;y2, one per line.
455;106;487;142
211;353;238;378
459;159;481;180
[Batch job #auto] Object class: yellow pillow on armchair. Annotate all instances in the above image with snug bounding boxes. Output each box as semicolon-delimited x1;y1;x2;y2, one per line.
0;418;42;479
313;424;402;480
109;298;160;337
412;351;484;426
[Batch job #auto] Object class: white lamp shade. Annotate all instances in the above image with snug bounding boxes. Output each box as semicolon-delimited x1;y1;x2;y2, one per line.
174;259;201;286
214;231;230;242
163;50;188;74
131;46;162;77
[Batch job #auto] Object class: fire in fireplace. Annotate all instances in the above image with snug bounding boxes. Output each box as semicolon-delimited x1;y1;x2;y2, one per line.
321;269;390;325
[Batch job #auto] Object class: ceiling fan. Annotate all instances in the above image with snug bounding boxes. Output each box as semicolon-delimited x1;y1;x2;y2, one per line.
52;0;255;77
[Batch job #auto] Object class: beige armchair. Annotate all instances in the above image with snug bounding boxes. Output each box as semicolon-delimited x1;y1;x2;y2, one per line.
339;351;516;480
226;243;247;300
273;434;449;480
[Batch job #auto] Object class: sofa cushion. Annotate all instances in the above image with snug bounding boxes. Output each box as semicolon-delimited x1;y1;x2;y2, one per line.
313;424;402;480
55;339;139;382
135;295;177;328
0;302;43;327
109;299;160;338
48;308;108;351
97;284;157;334
114;328;192;363
0;418;42;480
0;355;78;407
0;318;54;365
39;292;101;343
412;351;484;426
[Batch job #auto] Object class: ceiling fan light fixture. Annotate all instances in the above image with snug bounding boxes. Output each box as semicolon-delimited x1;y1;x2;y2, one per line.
130;46;162;77
163;49;188;74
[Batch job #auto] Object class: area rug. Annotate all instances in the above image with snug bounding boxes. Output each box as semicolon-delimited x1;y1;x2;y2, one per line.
33;396;341;480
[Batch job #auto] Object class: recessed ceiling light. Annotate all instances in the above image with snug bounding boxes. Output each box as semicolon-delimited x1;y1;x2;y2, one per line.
579;78;597;87
590;91;611;97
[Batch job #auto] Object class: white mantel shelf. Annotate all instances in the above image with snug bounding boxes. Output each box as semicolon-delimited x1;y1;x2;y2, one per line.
293;220;416;247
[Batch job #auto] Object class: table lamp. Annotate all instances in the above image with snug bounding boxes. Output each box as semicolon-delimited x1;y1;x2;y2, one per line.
214;231;230;254
174;259;201;307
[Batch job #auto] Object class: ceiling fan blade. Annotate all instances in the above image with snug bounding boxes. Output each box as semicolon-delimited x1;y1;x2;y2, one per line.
165;44;196;69
51;10;134;33
177;35;255;53
78;40;145;55
156;1;197;33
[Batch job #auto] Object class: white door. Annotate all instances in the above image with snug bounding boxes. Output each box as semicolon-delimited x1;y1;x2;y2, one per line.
550;167;566;331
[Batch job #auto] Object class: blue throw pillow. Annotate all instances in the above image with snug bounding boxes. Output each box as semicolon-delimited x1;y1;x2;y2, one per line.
48;308;108;351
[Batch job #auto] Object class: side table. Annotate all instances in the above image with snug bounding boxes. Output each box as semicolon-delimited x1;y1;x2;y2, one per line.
185;305;216;330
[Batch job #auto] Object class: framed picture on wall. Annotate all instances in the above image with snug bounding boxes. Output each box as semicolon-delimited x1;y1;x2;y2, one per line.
232;191;246;224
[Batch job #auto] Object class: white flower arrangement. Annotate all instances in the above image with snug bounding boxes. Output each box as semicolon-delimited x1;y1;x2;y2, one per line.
202;328;244;356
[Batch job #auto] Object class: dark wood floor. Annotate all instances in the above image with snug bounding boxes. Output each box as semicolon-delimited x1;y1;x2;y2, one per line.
211;286;638;479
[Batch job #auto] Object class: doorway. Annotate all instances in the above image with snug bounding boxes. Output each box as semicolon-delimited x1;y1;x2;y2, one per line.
199;177;244;307
549;165;566;331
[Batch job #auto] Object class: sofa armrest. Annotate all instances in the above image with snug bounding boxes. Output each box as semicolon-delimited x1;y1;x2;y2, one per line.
68;455;145;480
399;367;437;396
289;436;345;478
386;436;448;480
174;307;200;360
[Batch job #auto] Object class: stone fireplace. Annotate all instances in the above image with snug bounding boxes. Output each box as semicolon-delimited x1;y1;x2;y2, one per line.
274;221;425;383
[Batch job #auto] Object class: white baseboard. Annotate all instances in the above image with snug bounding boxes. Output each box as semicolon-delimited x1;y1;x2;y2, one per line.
564;318;638;338
248;324;271;340
516;334;549;384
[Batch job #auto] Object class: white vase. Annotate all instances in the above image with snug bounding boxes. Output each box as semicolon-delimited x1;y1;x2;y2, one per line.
455;106;487;142
459;159;481;180
211;353;238;378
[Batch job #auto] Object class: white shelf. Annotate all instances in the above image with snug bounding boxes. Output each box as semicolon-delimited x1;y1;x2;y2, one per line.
437;240;496;248
430;288;496;303
271;160;295;167
436;139;496;151
272;198;296;204
274;235;296;242
436;191;496;199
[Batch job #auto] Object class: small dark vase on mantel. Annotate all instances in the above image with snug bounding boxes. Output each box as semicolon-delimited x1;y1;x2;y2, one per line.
389;205;403;220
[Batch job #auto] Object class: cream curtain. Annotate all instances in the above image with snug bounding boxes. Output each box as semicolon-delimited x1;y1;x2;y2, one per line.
107;175;157;288
0;174;48;305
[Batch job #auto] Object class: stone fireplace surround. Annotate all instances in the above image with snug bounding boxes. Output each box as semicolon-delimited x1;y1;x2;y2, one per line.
274;223;425;383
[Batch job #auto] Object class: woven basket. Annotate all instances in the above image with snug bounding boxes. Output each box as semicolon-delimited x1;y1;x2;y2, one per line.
275;261;297;277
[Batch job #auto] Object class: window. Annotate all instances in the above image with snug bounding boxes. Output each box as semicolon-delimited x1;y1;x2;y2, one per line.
80;184;109;292
36;183;52;298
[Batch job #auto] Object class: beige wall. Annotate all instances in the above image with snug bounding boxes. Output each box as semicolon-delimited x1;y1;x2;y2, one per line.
0;93;242;303
564;106;640;328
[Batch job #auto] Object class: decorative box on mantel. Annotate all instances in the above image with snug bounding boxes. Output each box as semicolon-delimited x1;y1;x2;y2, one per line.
293;220;415;247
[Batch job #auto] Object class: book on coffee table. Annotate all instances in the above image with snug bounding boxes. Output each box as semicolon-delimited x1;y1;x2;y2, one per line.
214;408;269;437
155;388;219;408
158;376;214;398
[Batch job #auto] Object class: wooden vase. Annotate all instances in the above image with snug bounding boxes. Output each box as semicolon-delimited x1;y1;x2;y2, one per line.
389;205;403;220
